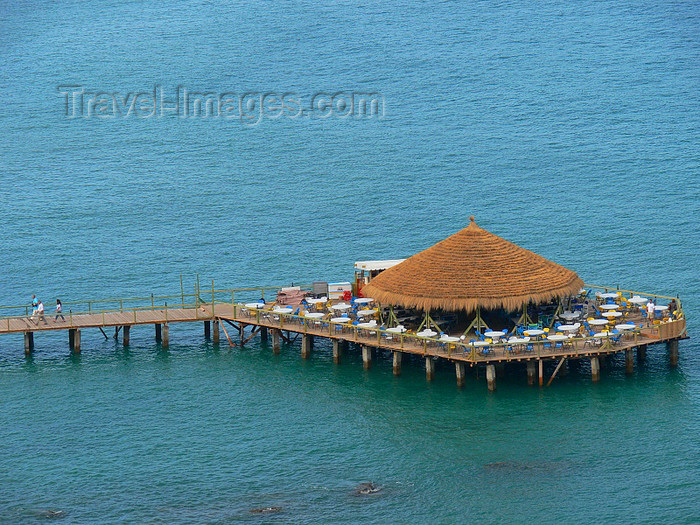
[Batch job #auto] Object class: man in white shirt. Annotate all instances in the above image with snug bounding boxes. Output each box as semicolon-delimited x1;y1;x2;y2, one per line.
37;300;46;325
646;300;655;327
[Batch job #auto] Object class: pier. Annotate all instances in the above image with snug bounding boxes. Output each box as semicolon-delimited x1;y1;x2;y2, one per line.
0;282;687;391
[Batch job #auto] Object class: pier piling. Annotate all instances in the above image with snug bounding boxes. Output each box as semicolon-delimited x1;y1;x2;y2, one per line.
332;340;342;364
272;329;281;354
591;357;600;382
526;361;536;386
637;344;647;362
538;359;543;387
668;339;678;367
155;323;162;342
69;328;75;350
625;349;634;375
301;334;313;359
204;321;210;339
455;362;466;387
162;324;169;347
212;320;220;344
24;332;34;354
362;345;372;370
260;326;268;343
73;329;81;353
123;325;130;346
486;364;496;391
425;357;435;381
393;351;402;376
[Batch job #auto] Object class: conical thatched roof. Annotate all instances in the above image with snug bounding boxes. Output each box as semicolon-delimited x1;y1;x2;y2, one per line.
361;217;584;313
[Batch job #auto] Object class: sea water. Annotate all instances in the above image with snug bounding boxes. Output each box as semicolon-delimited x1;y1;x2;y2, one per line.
0;1;698;523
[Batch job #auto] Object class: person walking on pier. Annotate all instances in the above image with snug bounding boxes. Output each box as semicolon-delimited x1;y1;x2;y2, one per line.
646;299;655;327
55;299;65;322
30;294;38;322
36;300;46;325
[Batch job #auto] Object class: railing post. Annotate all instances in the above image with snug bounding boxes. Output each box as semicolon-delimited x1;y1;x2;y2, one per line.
89;301;92;314
102;312;105;325
151;294;154;309
120;299;123;313
133;309;137;323
70;310;73;326
211;280;216;317
180;274;185;307
165;302;168;322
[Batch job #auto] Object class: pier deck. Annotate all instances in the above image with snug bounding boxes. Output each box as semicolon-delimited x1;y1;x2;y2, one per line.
0;284;688;389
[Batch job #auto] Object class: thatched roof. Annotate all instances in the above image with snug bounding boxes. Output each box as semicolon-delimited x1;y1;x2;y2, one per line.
361;217;584;313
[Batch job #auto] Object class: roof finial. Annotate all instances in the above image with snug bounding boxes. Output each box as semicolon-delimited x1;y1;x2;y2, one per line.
469;215;475;223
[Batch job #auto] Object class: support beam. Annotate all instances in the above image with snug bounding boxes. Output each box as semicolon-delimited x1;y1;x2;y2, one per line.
637;344;647;362
455;362;466;387
24;332;34;354
73;329;81;353
204;321;210;339
69;328;75;350
425;356;435;381
526;361;537;386
155;323;162;342
362;345;372;370
212;319;220;344
538;359;543;387
668;339;678;367
625;349;634;375
260;326;268;342
591;357;600;382
162;323;169;348
123;325;130;346
272;329;281;354
393;351;403;376
486;364;496;391
301;334;313;359
332;340;343;364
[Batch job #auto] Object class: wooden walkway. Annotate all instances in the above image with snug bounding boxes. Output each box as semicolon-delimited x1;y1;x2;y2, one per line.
0;296;687;389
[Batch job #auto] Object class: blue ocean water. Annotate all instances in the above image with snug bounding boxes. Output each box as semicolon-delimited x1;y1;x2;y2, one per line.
0;0;698;522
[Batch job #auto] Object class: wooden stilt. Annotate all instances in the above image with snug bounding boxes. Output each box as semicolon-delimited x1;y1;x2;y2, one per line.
272;329;281;354
332;340;342;364
260;326;268;342
425;356;435;381
625;349;634;375
212;319;220;344
155;323;162;342
301;334;313;359
204;321;210;339
486;364;496;391
69;328;75;350
455;362;466;387
123;325;130;346
637;344;647;362
162;324;169;347
362;345;372;370
73;329;81;353
24;332;34;354
591;357;600;382
393;351;402;376
538;359;543;387
526;360;536;386
668;339;678;367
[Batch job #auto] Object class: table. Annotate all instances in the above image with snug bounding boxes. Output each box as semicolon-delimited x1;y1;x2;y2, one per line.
245;302;265;309
357;322;377;329
330;317;352;323
655;305;669;311
603;311;622;318
593;332;611;338
357;309;377;317
559;312;580;321
547;334;568;341
508;337;529;344
629;296;648;305
416;329;437;337
439;336;460;343
616;323;637;331
589;319;609;326
386;326;407;334
600;304;620;310
331;303;352;311
304;312;324;319
469;341;490;347
354;297;374;304
273;307;293;314
306;297;327;304
524;329;545;336
557;324;578;332
598;292;619;299
484;330;505;338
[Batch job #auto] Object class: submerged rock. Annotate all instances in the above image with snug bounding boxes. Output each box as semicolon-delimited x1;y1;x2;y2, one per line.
250;506;282;514
35;509;67;519
354;482;382;495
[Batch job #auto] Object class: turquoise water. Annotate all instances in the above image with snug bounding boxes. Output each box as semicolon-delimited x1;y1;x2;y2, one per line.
1;1;698;522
